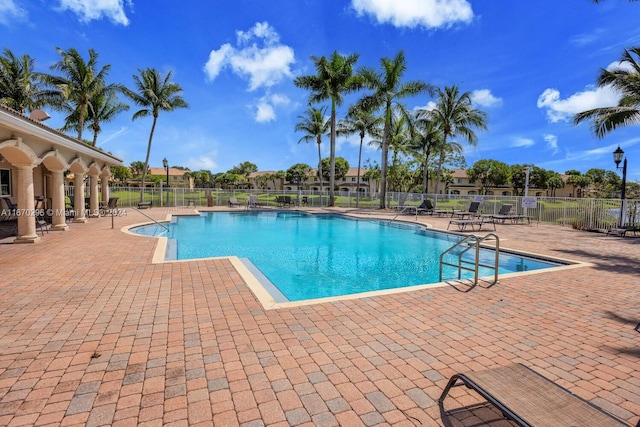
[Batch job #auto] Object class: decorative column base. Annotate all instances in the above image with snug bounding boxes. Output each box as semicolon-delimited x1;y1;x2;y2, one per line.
73;217;88;223
50;224;69;231
13;235;40;244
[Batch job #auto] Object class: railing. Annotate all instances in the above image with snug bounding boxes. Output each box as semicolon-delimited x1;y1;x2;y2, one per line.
439;233;500;286
68;186;638;231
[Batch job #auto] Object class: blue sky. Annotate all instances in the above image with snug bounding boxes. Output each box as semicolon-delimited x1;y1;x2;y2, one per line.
2;1;640;180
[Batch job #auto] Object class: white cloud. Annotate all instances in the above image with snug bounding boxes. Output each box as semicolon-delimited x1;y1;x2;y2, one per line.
570;29;605;47
203;44;233;80
512;138;535;148
57;0;131;25
0;0;27;25
255;102;275;123
252;93;290;123
413;101;437;112
543;134;559;155
536;85;619;123
351;0;474;29
204;22;295;91
471;89;502;108
185;154;218;171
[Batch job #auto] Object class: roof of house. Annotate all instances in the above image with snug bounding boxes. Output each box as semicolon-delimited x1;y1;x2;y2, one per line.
148;167;190;177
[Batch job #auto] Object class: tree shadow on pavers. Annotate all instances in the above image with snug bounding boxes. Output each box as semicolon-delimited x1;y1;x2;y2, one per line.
552;247;640;272
440;401;518;426
602;311;640;357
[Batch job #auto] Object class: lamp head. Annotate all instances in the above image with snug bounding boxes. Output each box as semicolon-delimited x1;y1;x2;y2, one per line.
613;146;624;168
162;157;168;168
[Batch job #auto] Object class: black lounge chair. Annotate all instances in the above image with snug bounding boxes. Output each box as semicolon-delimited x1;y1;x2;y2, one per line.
1;197;17;220
228;197;242;208
439;363;629;426
452;201;481;219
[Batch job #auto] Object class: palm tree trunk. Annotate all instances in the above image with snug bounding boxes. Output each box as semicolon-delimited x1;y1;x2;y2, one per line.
379;104;392;209
356;135;363;208
140;116;158;201
316;138;323;193
433;136;447;197
329;99;336;206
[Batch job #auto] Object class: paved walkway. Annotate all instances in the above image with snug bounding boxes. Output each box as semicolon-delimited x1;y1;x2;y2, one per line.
0;207;638;426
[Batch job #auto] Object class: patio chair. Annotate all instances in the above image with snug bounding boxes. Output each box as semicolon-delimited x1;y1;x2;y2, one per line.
228;197;242;208
486;204;514;224
1;197;17;220
452;201;481;219
439;363;629;426
247;195;263;208
417;199;434;215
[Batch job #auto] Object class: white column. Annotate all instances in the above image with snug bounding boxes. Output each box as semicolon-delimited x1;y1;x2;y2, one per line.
49;169;68;231
14;164;40;243
89;174;99;217
73;173;87;223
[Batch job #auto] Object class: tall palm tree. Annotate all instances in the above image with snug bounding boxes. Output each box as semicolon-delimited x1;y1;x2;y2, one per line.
406;112;442;193
358;50;433;208
123;68;188;195
425;85;487;196
40;48;119;141
337;105;382;206
295;106;329;192
294;51;363;206
0;49;45;113
574;47;640;138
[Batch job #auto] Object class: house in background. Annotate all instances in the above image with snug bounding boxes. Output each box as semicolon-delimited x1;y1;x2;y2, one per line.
147;167;194;188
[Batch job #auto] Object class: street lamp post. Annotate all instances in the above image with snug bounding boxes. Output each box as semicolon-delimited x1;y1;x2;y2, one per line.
163;157;170;207
613;146;627;227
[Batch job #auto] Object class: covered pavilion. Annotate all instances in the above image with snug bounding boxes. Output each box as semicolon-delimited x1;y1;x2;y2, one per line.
0;105;122;243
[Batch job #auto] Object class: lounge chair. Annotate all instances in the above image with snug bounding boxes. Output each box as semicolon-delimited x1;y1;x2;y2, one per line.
439;363;629;426
485;204;514;224
276;195;294;207
448;216;495;232
247;195;264;208
452;201;481;219
418;199;434;215
228;197;242;208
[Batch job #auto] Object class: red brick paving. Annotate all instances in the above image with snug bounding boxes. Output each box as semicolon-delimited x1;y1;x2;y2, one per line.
0;207;638;426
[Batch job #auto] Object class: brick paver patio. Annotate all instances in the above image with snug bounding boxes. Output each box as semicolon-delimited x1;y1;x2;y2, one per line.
0;207;638;426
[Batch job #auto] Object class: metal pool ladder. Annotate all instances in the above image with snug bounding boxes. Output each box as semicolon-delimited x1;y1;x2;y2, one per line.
439;233;500;286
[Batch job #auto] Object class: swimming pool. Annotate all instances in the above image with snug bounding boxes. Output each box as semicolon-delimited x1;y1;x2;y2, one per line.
131;211;564;302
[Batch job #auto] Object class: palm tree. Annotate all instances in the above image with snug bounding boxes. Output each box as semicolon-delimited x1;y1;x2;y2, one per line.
406;111;442;193
62;88;129;146
122;68;188;195
574;47;640;138
295;106;330;192
86;90;130;146
0;49;45;113
294;51;363;206
40;47;119;141
424;85;487;196
337;105;382;206
358;51;433;208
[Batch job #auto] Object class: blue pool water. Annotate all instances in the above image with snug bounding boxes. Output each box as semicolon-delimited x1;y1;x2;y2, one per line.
132;211;562;301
